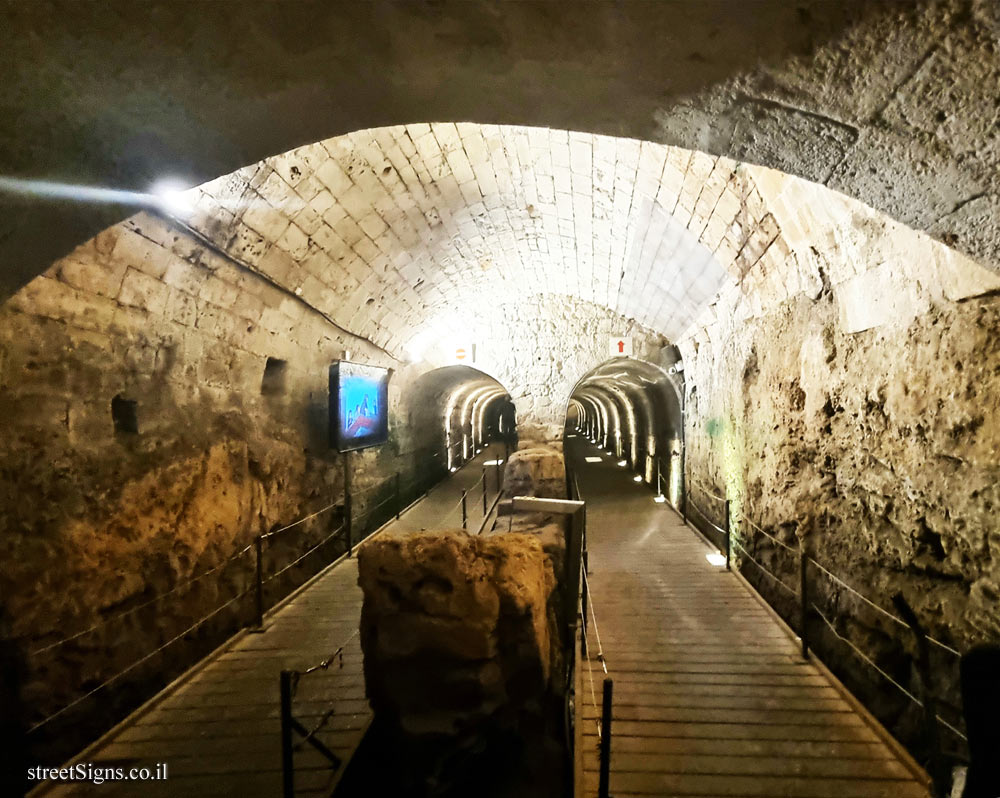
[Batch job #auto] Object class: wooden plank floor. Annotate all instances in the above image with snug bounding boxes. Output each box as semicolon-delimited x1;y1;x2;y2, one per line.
567;434;930;798
35;443;504;798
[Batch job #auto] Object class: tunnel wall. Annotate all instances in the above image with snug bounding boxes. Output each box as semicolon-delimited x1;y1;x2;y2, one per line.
0;212;451;759
677;171;999;749
470;295;670;441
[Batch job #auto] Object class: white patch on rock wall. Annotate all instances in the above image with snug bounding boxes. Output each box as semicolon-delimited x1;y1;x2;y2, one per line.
837;262;931;334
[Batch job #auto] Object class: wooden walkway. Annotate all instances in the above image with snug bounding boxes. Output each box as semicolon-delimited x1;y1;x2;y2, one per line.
35;443;504;798
568;435;931;798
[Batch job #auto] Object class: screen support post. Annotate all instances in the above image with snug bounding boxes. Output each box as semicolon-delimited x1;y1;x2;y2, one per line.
344;450;353;557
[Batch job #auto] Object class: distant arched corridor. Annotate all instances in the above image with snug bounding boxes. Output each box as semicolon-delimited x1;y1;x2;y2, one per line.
1;3;998;797
569;356;683;485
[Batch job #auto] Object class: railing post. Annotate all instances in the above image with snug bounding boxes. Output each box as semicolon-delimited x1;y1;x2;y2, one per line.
680;451;688;525
799;548;809;660
598;678;614;798
395;471;401;520
664;454;671;504
656;457;662;497
482;466;487;515
344;452;353;558
581;568;589;659
495;459;502;494
461;490;468;531
724;500;731;571
254;534;265;630
280;670;295;798
564;508;585;654
892;594;948;798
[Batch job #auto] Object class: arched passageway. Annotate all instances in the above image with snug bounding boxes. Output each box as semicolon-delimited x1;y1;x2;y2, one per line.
0;9;997;786
406;365;513;470
568;356;682;488
1;113;996;794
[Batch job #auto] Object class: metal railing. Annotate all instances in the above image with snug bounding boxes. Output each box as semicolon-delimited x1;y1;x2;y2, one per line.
434;446;506;533
275;442;509;796
653;467;968;797
279;630;360;798
569;468;612;798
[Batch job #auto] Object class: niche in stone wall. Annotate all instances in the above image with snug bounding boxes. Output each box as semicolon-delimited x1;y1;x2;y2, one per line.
261;357;288;396
111;395;139;436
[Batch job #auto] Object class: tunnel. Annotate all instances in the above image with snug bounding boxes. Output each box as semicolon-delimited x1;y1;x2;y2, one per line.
407;365;513;469
1;3;998;798
568;356;683;487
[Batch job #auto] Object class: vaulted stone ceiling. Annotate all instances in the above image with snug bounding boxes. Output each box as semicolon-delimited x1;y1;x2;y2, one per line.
1;0;998;298
152;123;996;359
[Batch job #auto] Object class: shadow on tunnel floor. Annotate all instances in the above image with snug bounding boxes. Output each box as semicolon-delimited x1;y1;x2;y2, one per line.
333;706;568;798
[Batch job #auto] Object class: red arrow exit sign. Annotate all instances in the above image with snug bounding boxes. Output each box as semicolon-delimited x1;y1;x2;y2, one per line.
609;336;633;358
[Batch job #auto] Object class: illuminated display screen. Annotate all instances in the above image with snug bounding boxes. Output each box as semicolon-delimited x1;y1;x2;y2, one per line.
329;362;390;452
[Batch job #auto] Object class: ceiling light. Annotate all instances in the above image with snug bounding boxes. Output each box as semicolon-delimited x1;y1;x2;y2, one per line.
617;460;627;467
151;179;195;217
633;475;643;483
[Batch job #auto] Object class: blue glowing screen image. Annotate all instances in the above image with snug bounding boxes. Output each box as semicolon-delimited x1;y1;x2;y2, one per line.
341;374;380;438
329;362;390;452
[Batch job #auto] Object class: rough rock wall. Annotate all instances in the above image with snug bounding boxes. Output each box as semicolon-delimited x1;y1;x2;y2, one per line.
502;447;568;501
498;443;570;579
677;172;1000;752
0;212;447;761
472;295;670;441
357;531;558;794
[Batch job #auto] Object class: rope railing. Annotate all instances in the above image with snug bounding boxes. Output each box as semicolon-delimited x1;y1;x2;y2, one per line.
811;603;967;744
694;489;970;758
684;482;961;661
729;537;799;598
279;628;362;798
741;513;799;553
580;573;603;738
806;556;961;657
691;478;726;503
475;485;505;536
30;542;256;658
28;584;252;735
438;491;469;527
264;523;347;585
263;499;341;539
434;453;504;531
686;494;726;538
25;445;460;746
581;558;614;798
673;472;970;781
639;452;972;780
811;602;922;705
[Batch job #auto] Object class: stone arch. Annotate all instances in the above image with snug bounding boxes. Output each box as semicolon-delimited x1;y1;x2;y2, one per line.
406;365;511;470
568;356;683;481
3;2;997;297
